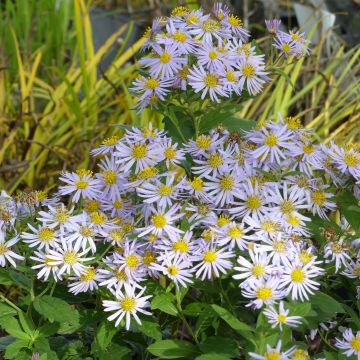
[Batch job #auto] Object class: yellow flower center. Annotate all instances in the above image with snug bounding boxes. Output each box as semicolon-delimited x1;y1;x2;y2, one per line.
262;220;278;233
296;177;309;188
55;208;69;223
173;31;187;43
132;144;148;159
76;169;92;177
0;243;8;255
167;266;179;276
299;250;313;264
79;226;93;237
173;241;189;253
209;50;218;60
113;200;123;209
265;352;281;360
75;180;89;190
277;314;287;323
303;144;314;154
164;147;176;159
287;213;301;227
90;212;107;225
311;190;326;206
158;185;173;196
217;215;230;227
191;177;204;191
280;200;294;215
198;204;210;215
178;66;189;79
121;297;136;312
344;153;359;167
291;349;310;360
171;6;189;17
252;265;265;277
353;266;360;277
265;134;278;147
125;254;141;269
102;135;119;146
285;116;302;130
115;269;127;281
219;175;234;191
202;19;221;33
208;153;223;168
273;240;286;253
291;269;305;282
85;200;100;212
256;287;273;301
282;43;291;53
151;214;167;228
143;252;156;266
291;33;303;42
103;170;117;185
80;267;96;281
226;71;238;82
63;251;78;265
159;52;171;64
204;74;218;88
331;242;345;254
203;251;217;263
145;78;159;90
137;167;158;180
186;14;199;25
228;14;242;27
38;227;55;242
246;195;261;210
227;225;243;239
242;64;255;77
196;135;212;149
110;229;125;242
351;338;360;351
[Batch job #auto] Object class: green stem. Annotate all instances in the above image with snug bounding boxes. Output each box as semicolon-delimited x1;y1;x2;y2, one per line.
175;289;198;344
0;294;22;313
37;281;54;297
218;278;234;313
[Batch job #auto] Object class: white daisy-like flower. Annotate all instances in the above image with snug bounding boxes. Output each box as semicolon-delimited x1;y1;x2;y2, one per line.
150;254;193;289
324;240;351;273
131;75;172;100
103;284;152;330
188;65;228;102
37;204;77;232
189;16;229;45
242;278;284;309
217;221;251;250
64;220;97;253
249;340;295;360
68;267;102;295
139;204;183;241
90;135;120;157
58;170;101;203
0;233;24;268
115;141;161;173
196;44;226;72
21;224;59;250
193;150;231;179
342;261;360;279
156;231;194;261
335;328;360;359
139;44;186;79
30;250;62;281
159;138;185;168
192;244;234;280
263;301;302;331
256;235;293;265
233;251;274;287
307;186;336;220
185;133;224;157
46;242;94;276
222;13;250;42
278;258;323;301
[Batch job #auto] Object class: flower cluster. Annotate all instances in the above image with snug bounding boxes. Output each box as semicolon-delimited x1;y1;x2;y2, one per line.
132;4;309;112
1;119;360;356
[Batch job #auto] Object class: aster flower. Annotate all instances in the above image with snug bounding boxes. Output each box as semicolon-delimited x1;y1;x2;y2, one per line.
196;44;227;72
217;221;251;250
222;13;250;42
59;170;101;203
91;135;120;157
249;340;295;360
21;224;59;251
37;204;77;232
335;328;360;359
30;250;62;281
68;267;102;295
189;16;229;45
64;219;97;253
263;301;302;331
307;185;336;219
278;258;323;301
139;44;186;79
324;240;351;273
159;138;185;168
187;65;228;102
192;244;234;280
0;233;24;268
273;36;297;58
265;19;281;35
103;284;152;330
131;75;172;100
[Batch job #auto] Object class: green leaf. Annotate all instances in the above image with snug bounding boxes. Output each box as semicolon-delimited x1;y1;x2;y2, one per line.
148;340;199;359
195;355;231;360
94;342;132;360
0;303;17;319
33;295;79;324
0;336;15;351
9;271;31;290
200;115;255;134
151;293;178;316
95;321;118;350
184;303;209;317
38;322;60;337
198;336;239;357
335;190;360;232
4;339;28;359
0;269;14;285
33;338;59;360
132;317;162;340
210;304;255;338
1;317;30;341
310;292;344;315
287;302;311;317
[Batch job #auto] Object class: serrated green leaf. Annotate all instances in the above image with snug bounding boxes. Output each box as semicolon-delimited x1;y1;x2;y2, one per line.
95;320;118;350
195;355;231;360
4;339;29;359
1;317;30;341
0;303;17;318
148;340;199;359
133;317;162;340
9;271;31;290
198;336;239;357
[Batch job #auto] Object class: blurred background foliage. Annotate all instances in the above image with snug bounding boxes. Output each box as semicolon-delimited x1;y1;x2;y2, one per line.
0;0;359;193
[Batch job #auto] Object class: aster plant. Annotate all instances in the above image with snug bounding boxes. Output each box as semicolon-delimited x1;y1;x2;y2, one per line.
1;3;360;360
